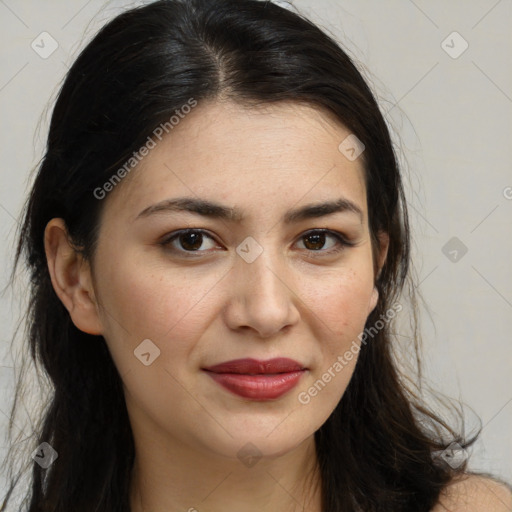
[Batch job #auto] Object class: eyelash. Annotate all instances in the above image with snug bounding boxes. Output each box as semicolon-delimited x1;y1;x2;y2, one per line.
159;228;355;258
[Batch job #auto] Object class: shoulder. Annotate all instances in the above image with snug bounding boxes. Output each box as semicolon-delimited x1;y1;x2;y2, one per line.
431;474;512;512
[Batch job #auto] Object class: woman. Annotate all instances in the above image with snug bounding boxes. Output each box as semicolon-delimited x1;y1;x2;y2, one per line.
2;0;511;510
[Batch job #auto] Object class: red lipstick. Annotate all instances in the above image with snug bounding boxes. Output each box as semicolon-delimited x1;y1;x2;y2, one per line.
203;358;307;400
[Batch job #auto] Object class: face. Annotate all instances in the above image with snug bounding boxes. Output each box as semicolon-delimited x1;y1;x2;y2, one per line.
71;100;387;460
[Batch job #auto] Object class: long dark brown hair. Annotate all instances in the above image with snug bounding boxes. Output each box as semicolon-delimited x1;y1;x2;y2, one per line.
2;0;480;510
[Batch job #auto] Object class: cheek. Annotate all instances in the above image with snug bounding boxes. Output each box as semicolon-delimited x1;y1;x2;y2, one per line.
94;251;223;371
305;267;375;341
293;273;373;420
305;268;374;392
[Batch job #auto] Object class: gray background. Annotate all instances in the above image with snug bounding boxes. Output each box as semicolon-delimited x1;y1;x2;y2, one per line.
1;0;511;499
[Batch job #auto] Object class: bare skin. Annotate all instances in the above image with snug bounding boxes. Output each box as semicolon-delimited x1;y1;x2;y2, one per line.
433;474;512;512
45;98;400;511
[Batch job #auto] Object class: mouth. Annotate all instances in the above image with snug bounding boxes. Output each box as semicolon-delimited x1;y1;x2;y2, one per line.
203;357;306;374
202;358;307;400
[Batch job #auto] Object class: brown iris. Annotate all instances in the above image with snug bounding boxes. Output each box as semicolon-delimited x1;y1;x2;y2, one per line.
302;232;326;250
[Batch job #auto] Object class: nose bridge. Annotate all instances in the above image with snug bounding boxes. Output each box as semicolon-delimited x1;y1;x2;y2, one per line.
244;243;283;292
226;238;299;337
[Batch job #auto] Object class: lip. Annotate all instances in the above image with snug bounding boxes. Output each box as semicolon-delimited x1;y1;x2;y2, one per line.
203;357;306;374
202;358;307;400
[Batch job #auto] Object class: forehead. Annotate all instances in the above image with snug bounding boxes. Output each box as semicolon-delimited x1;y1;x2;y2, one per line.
102;100;368;224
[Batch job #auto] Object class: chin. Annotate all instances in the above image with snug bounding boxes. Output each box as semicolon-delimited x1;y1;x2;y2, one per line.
196;421;315;462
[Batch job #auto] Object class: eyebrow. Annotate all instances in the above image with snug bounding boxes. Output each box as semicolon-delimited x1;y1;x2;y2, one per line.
135;196;364;224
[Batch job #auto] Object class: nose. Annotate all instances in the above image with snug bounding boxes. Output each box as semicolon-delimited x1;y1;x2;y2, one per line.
222;247;300;339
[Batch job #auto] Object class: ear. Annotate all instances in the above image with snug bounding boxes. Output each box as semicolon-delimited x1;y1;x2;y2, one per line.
44;218;103;335
368;231;390;314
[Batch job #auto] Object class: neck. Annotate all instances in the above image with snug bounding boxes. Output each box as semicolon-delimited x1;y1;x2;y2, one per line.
129;433;323;512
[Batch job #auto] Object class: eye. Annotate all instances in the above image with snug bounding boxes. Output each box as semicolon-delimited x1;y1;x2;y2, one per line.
296;229;354;255
160;229;222;255
160;228;354;258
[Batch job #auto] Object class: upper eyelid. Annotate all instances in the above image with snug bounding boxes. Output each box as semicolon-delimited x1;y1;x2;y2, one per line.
161;229;220;246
